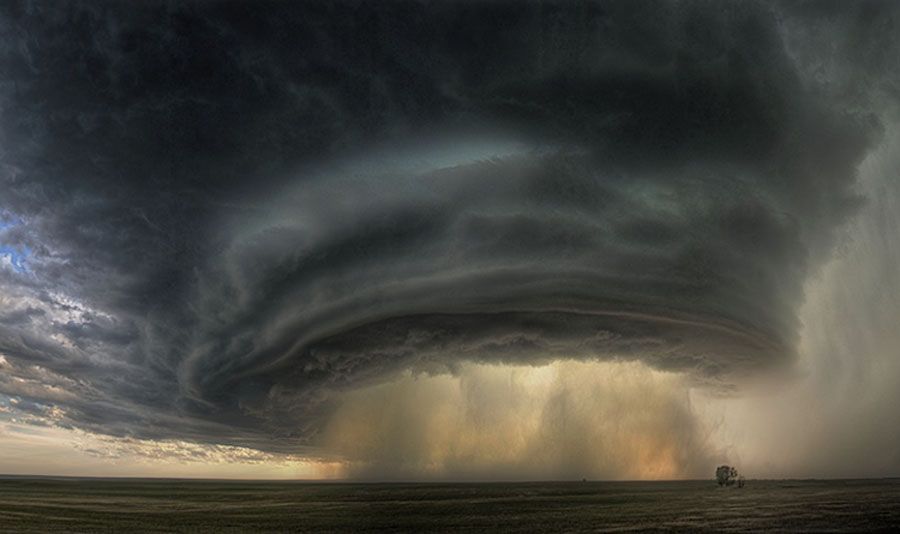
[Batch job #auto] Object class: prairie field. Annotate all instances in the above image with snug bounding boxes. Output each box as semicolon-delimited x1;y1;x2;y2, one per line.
0;477;898;532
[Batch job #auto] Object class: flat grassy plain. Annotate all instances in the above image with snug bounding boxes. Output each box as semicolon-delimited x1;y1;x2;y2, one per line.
0;477;898;532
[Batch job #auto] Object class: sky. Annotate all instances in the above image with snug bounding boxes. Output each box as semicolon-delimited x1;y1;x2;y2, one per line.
0;0;899;480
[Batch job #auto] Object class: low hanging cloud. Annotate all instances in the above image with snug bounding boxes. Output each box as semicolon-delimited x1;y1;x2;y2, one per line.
0;0;897;471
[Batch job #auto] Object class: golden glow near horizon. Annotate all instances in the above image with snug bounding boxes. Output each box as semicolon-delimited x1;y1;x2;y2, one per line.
0;420;339;480
0;360;720;481
322;360;718;481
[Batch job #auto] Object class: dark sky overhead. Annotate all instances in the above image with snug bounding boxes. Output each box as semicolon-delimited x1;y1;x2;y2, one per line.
1;1;899;479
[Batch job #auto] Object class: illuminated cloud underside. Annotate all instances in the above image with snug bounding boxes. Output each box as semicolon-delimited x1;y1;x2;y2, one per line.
324;361;717;480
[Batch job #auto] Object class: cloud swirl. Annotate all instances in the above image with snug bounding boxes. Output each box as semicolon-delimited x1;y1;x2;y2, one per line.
0;1;893;456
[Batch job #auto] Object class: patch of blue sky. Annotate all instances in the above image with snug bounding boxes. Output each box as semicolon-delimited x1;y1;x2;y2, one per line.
0;245;30;273
0;214;23;231
0;216;31;273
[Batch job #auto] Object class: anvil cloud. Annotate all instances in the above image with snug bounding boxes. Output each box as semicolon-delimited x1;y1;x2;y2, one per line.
1;1;898;476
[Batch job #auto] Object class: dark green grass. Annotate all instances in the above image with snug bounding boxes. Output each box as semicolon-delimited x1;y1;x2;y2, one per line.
1;477;898;532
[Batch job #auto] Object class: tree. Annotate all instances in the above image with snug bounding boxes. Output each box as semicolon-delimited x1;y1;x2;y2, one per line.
715;465;738;486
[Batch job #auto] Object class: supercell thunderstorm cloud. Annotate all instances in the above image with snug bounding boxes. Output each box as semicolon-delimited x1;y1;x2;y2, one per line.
1;1;899;479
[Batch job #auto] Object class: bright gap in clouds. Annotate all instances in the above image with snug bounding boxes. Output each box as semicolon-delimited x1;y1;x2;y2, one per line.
0;416;338;480
0;219;30;274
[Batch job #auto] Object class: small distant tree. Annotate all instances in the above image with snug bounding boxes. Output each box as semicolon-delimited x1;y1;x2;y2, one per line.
715;465;738;486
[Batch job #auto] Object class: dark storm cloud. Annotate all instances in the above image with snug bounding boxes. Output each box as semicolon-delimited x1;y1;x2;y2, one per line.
0;1;892;452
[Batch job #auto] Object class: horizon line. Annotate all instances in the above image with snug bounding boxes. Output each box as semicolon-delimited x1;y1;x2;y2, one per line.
2;473;899;484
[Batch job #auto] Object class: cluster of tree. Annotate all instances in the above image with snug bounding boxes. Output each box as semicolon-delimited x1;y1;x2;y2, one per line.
715;465;745;488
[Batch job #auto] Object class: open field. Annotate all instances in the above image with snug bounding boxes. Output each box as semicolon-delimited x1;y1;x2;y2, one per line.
0;477;898;532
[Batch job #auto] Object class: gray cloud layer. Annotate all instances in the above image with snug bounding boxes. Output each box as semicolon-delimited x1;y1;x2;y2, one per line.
0;1;895;456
